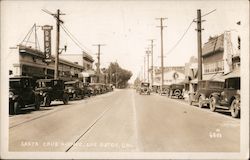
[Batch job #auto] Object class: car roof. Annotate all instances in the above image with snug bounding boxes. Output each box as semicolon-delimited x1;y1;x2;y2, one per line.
10;76;32;79
65;80;80;84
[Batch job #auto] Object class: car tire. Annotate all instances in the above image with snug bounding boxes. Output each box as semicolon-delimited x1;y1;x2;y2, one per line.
44;95;51;107
63;94;69;105
230;99;240;118
209;97;217;112
188;95;193;105
35;96;40;111
13;101;21;115
198;96;203;108
9;103;14;115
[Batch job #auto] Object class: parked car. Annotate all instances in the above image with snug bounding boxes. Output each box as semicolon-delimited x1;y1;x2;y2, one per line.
188;80;224;108
160;85;170;95
168;84;184;99
139;82;150;95
106;84;113;92
65;80;84;100
35;79;69;106
89;83;101;95
83;82;92;97
209;76;240;118
9;76;40;115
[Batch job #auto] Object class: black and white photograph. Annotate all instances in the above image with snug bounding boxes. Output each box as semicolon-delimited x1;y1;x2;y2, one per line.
0;0;249;159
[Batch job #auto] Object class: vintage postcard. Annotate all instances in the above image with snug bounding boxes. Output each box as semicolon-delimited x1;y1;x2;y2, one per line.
0;0;249;159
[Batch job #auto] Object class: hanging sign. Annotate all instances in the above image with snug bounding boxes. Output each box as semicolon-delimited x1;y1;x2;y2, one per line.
42;25;53;63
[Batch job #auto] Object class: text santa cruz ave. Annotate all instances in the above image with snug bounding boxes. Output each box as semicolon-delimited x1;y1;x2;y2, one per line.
8;6;241;153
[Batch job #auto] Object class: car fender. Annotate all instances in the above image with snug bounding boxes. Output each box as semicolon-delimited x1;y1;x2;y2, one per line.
11;95;20;101
209;93;220;104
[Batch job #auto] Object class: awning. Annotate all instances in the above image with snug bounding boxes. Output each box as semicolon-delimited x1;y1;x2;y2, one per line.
222;69;240;79
79;70;96;77
203;73;224;82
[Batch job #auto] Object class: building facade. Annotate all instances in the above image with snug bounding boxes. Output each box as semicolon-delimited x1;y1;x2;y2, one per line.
202;30;240;81
9;45;84;81
153;66;185;85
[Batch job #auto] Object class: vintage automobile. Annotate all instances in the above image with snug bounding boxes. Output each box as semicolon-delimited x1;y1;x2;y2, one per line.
209;76;240;118
9;76;40;115
106;84;113;92
168;84;184;99
35;79;69;106
89;83;102;95
188;80;224;108
139;82;150;95
83;82;92;97
65;80;84;100
160;85;170;95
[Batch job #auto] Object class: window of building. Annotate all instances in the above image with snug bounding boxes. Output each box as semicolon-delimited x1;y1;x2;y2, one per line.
204;61;224;74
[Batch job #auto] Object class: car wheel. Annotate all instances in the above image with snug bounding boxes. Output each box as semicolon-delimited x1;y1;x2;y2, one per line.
188;95;193;105
35;96;40;111
9;102;14;115
63;94;69;105
13;101;21;115
44;95;51;107
230;99;240;118
209;97;217;112
198;96;203;108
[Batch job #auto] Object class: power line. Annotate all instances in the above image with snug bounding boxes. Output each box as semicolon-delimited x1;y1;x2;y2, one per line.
163;9;216;56
60;23;94;55
165;20;194;55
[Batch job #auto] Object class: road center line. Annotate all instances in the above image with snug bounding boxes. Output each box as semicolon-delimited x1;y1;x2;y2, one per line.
131;90;139;152
65;103;115;152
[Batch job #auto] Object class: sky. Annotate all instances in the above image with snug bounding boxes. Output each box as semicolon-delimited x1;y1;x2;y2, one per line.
1;0;248;82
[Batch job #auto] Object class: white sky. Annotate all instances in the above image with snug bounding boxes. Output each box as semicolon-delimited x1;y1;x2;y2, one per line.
1;0;248;82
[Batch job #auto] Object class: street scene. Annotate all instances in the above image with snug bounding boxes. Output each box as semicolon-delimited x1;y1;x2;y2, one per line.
1;0;249;159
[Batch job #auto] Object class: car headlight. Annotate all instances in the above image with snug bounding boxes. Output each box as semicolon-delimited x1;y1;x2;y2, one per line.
236;89;240;95
9;92;14;98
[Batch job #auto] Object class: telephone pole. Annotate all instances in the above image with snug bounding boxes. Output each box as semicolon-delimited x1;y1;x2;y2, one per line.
149;39;155;86
144;56;146;82
196;9;203;81
156;17;167;92
93;44;105;83
146;48;150;83
42;9;65;79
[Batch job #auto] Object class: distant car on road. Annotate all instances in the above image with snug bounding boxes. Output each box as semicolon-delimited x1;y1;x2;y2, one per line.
65;80;85;100
139;82;150;95
168;84;184;99
160;85;170;95
188;80;224;108
35;79;69;107
209;76;240;118
9;76;40;115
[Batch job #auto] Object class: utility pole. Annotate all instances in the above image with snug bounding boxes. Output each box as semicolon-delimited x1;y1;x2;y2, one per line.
93;44;105;83
149;39;155;86
156;18;167;92
144;56;146;82
146;48;150;83
42;9;65;79
196;9;203;81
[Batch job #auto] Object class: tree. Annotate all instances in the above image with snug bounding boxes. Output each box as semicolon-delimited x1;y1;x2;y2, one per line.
106;62;132;88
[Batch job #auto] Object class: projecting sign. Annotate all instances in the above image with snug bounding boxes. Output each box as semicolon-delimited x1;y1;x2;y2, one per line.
42;25;53;63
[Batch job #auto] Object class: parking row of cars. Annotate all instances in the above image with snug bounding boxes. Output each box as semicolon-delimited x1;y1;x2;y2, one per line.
9;76;113;115
135;74;240;118
188;76;240;118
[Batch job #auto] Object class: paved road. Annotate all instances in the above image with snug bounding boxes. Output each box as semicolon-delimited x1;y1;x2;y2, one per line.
9;89;240;152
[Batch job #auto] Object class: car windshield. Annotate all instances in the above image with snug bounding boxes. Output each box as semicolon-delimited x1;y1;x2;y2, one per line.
225;77;240;90
141;83;149;87
65;83;76;87
37;81;52;88
10;80;22;89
